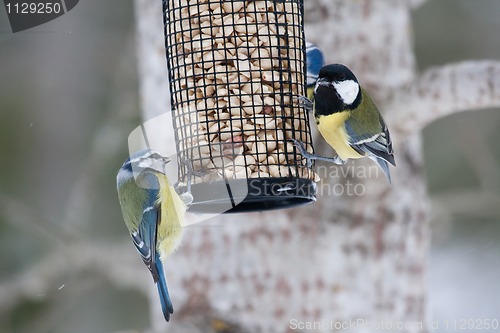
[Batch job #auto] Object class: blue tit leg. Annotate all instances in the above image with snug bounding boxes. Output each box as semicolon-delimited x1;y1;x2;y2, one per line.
293;95;314;112
290;139;346;167
181;157;206;178
182;157;194;205
177;156;207;205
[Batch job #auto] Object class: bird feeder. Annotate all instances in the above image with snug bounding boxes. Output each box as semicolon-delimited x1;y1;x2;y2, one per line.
162;0;317;213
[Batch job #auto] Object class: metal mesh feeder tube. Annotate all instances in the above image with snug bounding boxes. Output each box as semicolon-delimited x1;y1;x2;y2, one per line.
163;0;318;213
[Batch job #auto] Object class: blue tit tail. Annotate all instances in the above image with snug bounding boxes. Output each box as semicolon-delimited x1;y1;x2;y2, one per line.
154;254;174;321
370;156;392;184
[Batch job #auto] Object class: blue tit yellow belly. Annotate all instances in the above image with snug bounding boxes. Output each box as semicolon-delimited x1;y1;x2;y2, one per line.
155;172;186;260
316;111;364;160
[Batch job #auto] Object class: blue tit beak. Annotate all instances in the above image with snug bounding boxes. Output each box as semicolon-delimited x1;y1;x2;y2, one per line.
159;155;171;164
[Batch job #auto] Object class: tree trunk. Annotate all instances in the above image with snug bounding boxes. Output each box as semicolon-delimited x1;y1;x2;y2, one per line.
134;0;500;332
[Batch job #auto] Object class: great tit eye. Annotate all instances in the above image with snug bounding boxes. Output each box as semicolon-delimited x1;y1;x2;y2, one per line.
338;74;345;80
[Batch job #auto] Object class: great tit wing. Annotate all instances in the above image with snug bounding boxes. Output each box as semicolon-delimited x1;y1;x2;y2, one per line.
131;172;161;282
345;116;395;166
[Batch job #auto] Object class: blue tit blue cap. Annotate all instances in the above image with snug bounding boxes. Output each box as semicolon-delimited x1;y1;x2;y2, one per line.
306;42;325;87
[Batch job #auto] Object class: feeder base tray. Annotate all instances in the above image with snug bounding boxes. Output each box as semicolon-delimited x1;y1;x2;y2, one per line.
183;177;317;214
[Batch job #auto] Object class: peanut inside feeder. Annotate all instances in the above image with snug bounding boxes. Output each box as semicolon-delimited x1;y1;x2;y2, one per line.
163;0;317;213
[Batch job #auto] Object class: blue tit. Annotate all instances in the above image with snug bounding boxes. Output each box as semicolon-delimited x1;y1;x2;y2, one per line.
116;149;188;321
293;64;396;182
306;42;325;100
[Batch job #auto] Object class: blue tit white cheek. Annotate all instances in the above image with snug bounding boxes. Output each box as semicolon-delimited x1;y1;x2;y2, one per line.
333;80;359;105
137;158;166;174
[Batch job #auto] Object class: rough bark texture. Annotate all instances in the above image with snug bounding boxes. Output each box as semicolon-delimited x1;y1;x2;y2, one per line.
385;61;500;136
132;0;499;332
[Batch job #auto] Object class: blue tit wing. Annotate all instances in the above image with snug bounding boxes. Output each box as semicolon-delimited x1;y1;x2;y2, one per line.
131;173;160;280
345;115;395;167
133;172;174;321
306;42;325;89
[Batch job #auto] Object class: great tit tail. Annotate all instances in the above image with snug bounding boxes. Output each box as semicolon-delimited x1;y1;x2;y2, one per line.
155;254;174;321
371;156;392;184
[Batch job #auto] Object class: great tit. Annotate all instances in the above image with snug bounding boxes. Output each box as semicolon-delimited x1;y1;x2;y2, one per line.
306;42;325;100
293;64;395;182
117;149;190;321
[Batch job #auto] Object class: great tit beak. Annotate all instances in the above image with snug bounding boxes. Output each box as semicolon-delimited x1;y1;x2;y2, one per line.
316;77;331;87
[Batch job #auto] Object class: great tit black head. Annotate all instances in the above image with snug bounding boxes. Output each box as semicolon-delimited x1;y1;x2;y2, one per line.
315;64;361;115
299;63;395;182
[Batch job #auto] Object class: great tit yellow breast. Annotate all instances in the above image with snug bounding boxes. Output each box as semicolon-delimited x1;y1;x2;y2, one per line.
155;172;186;259
317;111;364;160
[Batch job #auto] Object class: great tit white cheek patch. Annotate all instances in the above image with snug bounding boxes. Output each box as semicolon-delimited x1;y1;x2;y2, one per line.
333;80;360;106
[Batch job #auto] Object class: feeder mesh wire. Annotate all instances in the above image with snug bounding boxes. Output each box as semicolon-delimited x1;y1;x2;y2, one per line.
162;0;316;185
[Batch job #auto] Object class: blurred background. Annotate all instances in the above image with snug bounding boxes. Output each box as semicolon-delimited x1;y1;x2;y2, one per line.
0;0;499;332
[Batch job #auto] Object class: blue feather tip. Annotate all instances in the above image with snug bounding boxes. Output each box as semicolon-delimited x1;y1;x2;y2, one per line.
155;255;174;321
